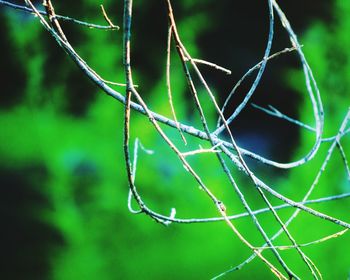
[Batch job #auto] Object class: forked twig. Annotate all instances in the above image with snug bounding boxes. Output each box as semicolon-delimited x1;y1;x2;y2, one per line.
216;46;298;130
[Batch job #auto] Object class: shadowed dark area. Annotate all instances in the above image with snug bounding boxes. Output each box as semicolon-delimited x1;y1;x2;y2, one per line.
0;13;27;110
0;165;64;280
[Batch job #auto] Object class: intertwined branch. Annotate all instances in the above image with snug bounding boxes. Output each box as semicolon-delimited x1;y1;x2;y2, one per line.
2;0;349;279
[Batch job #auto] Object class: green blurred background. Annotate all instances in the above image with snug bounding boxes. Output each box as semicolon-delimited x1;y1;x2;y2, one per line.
0;0;349;279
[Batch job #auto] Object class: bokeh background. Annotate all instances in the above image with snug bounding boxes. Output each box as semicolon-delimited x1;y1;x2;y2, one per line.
0;0;349;279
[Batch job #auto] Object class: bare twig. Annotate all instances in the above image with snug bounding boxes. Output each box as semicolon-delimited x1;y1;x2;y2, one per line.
181;143;222;157
216;46;298;130
43;0;67;42
128;192;350;225
337;141;350;179
251;103;315;131
100;4;118;29
259;229;349;251
191;58;231;75
166;25;187;144
0;0;119;30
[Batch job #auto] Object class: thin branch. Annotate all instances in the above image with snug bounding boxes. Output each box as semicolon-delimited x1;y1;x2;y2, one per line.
215;0;276;128
43;0;67;42
251;103;315;132
127;138;143;214
100;4;118;29
191;58;232;75
127;192;350;224
166;25;187;144
251;103;350;144
0;0;119;30
337;141;350;180
216;46;297;130
181;143;222;157
123;0;170;225
260;229;348;251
